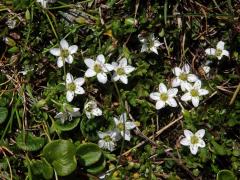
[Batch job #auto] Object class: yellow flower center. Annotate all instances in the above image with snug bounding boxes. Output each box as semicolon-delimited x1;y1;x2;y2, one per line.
160;93;168;101
61;49;69;58
94;64;102;73
103;135;112;142
67;82;76;91
117;123;124;131
116;68;125;75
190;89;199;97
190;135;199;144
215;49;222;57
179;73;188;81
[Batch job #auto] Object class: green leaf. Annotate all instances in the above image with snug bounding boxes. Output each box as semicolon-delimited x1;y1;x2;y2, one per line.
211;140;226;156
43;140;77;176
0;107;8;124
30;158;53;180
54;118;80;131
76;143;102;167
86;154;106;175
216;170;236;180
16;132;45;151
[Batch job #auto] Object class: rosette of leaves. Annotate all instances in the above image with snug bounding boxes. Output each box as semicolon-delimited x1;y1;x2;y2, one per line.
76;143;106;175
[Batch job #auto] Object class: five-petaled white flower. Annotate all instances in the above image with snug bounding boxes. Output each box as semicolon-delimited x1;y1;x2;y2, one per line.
84;54;114;84
172;64;198;91
150;83;178;110
181;80;209;107
65;73;85;102
55;106;80;124
37;0;47;8
205;41;229;60
112;58;135;84
113;113;136;141
84;100;102;119
180;129;206;155
50;39;78;68
138;33;163;54
98;130;120;152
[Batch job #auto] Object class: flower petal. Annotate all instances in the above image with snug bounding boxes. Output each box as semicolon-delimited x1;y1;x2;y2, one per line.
126;122;136;130
166;98;178;107
205;48;216;56
154;40;162;47
173;67;182;76
167;88;178;97
60;39;69;49
159;83;167;93
187;74;198;82
199;89;209;96
92;108;102;116
184;129;193;138
112;73;120;82
150;46;158;54
97;72;108;84
124;66;135;74
182;82;192;91
180;138;190;146
104;63;114;72
119;58;127;67
113;117;120;125
66;73;73;84
190;144;199;155
156;100;165;110
198;139;206;148
75;86;85;94
222;50;229;57
195;129;205;138
69;45;78;54
74;77;85;86
172;77;181;87
120;75;128;84
57;57;64;68
193;80;202;90
192;96;199;107
216;41;225;50
141;44;148;52
181;92;192;102
85;69;96;77
84;58;95;68
150;92;160;101
50;48;61;56
66;91;74;102
122;130;131;141
65;55;73;64
202;66;210;74
96;54;105;64
182;64;190;73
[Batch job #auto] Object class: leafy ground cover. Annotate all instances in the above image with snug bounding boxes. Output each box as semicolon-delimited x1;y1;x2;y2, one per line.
0;0;240;179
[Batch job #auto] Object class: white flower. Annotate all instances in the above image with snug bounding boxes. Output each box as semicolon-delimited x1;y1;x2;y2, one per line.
172;64;198;91
112;58;135;84
84;54;114;84
50;39;78;68
37;0;48;8
150;83;178;110
113;113;136;141
55;106;80;124
205;41;229;60
84;100;102;119
65;73;85;102
138;33;163;54
180;129;206;155
181;80;209;107
98;131;120;152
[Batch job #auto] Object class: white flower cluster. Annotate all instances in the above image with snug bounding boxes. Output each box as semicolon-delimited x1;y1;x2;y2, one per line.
49;38;136;152
98;113;136;151
150;64;209;109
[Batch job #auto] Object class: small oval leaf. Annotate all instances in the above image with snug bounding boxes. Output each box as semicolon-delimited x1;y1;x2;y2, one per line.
16;132;45;151
86;155;106;175
217;170;236;180
54;118;80;131
76;143;102;167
